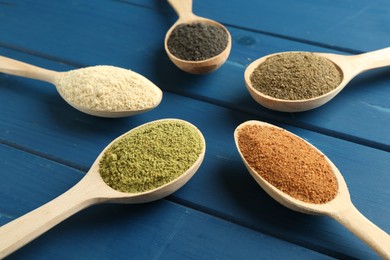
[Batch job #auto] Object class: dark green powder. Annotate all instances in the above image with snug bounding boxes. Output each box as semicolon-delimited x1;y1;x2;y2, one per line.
167;22;228;61
250;52;343;100
99;120;204;193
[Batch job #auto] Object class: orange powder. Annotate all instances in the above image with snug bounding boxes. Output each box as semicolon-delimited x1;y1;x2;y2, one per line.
237;124;338;204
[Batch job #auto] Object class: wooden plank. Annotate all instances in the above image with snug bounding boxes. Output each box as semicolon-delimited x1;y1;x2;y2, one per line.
0;144;331;259
0;2;389;149
127;0;390;52
0;1;388;259
0;51;388;258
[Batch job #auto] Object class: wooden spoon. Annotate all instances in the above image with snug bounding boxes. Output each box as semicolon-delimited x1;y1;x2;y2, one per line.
244;47;390;112
164;0;232;74
234;120;390;259
0;55;163;117
0;119;206;258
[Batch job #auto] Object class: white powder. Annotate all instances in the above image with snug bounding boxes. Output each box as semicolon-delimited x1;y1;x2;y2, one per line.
55;66;162;111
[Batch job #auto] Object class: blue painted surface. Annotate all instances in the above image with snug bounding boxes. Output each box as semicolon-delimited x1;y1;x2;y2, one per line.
0;1;389;259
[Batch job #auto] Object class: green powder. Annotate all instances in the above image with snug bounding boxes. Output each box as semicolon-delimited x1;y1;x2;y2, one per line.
250;52;342;100
99;119;204;193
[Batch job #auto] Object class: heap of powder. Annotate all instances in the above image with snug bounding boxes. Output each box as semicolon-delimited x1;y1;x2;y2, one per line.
250;52;342;100
167;22;228;61
55;65;161;111
99;120;204;193
237;124;338;204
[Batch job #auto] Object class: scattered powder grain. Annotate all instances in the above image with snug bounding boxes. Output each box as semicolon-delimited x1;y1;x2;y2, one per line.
237;124;338;204
55;65;161;111
99;119;204;193
167;22;229;61
250;52;342;100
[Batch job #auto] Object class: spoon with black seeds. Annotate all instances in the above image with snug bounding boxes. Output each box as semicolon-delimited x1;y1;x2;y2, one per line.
164;0;232;74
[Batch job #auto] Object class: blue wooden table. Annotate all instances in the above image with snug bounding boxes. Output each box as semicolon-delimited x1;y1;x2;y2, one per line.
1;1;389;259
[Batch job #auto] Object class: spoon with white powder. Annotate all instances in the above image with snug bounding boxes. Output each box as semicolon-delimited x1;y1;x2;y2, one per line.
0;55;163;117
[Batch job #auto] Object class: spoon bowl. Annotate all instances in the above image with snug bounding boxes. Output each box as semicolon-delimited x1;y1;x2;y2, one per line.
0;119;205;258
164;0;231;74
234;120;390;258
0;55;163;117
244;47;390;112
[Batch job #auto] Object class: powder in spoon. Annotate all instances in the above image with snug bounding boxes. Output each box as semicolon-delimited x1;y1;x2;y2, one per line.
167;22;229;61
55;65;162;111
236;123;338;204
99;119;204;193
250;52;342;100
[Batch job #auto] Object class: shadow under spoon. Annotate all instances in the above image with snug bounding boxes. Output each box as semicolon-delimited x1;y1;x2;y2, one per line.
234;120;390;258
164;0;232;74
244;47;390;112
0;119;206;258
0;55;162;117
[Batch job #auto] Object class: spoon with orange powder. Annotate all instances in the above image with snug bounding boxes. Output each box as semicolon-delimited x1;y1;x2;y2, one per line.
234;120;390;259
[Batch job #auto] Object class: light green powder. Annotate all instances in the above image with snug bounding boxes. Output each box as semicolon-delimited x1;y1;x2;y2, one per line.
99;119;204;193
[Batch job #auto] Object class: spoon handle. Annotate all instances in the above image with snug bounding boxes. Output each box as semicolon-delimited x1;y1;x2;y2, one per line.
0;175;101;258
167;0;197;21
0;55;59;83
352;47;390;73
331;202;390;259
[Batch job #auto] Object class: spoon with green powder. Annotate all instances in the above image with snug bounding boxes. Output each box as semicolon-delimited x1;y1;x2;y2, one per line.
164;0;232;74
234;120;390;259
244;47;390;112
0;119;206;258
0;55;163;117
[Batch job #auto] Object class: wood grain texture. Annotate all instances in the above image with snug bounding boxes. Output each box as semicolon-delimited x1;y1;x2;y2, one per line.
0;144;331;259
128;0;390;52
1;56;388;258
0;1;388;149
0;0;389;259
